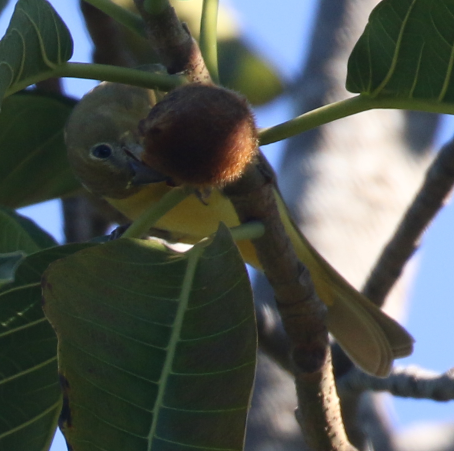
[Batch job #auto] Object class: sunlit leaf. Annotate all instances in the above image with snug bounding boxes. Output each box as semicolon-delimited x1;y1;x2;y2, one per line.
347;0;454;101
0;243;95;451
0;91;80;208
0;0;73;102
43;226;257;451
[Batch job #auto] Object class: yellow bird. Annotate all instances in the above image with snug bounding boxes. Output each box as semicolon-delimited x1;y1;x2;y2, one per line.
65;82;413;377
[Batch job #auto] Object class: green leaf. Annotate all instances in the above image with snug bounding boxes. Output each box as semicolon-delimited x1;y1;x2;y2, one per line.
43;226;257;451
0;242;95;451
347;0;454;101
0;91;80;208
0;207;57;254
0;0;73;101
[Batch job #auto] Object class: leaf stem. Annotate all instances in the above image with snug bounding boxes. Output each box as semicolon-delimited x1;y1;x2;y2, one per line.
55;63;184;89
83;0;146;37
5;63;184;97
200;0;220;83
122;187;191;239
259;95;374;145
229;221;265;242
259;94;454;146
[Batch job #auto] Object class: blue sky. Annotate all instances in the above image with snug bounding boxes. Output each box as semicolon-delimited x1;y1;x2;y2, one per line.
0;0;452;449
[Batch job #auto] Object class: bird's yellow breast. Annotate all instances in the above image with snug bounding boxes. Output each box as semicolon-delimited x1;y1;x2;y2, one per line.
106;182;260;266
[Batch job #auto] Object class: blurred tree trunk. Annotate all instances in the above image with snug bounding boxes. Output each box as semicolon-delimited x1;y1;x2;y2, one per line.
246;0;439;450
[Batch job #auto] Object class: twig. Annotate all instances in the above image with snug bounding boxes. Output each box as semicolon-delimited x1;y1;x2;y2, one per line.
134;0;212;84
363;137;454;306
338;365;454;401
224;155;356;451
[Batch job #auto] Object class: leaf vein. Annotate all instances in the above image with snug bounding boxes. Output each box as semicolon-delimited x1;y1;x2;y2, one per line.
0;355;57;386
372;0;418;97
0;399;60;439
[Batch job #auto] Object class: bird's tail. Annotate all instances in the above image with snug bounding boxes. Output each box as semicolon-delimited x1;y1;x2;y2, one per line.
273;188;414;377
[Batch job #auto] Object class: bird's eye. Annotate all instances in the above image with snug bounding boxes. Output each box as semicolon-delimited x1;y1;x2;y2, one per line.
91;143;112;159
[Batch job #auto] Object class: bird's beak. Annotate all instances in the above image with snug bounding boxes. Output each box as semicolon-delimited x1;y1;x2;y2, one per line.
123;147;168;185
129;159;169;185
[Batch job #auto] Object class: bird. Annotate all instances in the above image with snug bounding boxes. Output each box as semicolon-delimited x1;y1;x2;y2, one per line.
65;81;414;377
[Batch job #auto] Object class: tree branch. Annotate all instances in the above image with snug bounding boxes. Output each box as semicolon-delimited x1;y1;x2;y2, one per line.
224;155;356;451
330;135;454;379
134;0;212;84
363;136;454;307
338;365;454;401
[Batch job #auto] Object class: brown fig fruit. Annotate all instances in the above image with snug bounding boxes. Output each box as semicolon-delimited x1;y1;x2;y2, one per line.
139;84;258;187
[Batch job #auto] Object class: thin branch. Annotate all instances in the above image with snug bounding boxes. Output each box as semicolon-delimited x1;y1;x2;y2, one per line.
338;365;454;401
224;154;356;451
134;0;212;84
331;136;454;379
363;136;454;306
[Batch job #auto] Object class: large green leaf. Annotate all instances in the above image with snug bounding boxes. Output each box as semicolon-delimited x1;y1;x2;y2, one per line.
0;91;80;208
347;0;454;101
0;242;95;451
43;226;257;451
0;0;73;102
